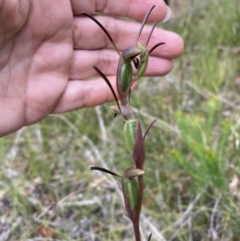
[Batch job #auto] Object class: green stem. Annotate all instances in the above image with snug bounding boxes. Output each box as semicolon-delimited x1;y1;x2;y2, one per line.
133;174;144;241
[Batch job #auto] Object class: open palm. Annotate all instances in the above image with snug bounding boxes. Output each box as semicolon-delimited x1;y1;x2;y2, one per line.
0;0;184;137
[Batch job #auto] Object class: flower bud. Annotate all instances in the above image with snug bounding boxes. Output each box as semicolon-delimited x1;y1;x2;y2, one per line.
123;167;144;179
123;119;137;154
124;177;139;212
119;61;133;93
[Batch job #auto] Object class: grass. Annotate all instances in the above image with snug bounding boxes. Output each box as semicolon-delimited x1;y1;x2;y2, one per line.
1;0;240;240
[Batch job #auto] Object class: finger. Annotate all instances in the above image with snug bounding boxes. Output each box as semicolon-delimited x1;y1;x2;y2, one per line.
52;76;140;113
70;50;173;79
73;16;183;58
146;57;173;76
52;77;118;113
70;50;118;79
71;0;167;22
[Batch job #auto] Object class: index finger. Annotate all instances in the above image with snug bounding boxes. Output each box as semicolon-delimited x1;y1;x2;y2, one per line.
71;0;167;22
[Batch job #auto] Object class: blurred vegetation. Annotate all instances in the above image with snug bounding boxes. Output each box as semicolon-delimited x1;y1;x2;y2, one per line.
1;0;240;240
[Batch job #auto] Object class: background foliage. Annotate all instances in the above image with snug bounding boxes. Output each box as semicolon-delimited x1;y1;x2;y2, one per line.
1;0;240;240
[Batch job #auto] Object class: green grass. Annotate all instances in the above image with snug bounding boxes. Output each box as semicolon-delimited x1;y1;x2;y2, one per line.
1;0;240;240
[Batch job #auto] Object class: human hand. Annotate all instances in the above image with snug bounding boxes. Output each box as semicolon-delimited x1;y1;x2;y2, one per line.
0;0;184;137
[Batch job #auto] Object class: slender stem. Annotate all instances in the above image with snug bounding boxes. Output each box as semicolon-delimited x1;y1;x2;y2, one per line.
133;221;141;241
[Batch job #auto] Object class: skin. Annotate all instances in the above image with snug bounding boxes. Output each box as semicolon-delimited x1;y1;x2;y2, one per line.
0;0;184;137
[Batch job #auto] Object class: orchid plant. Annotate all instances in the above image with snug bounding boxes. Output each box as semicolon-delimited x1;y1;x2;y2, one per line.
82;6;165;241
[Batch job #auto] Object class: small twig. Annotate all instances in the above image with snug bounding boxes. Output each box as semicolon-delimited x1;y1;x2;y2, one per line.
0;217;22;241
141;213;167;241
168;193;202;241
57;189;83;206
25;238;64;241
95;106;107;141
34;204;55;221
6;127;25;161
188;214;193;241
173;193;201;228
59;197;100;207
208;198;220;240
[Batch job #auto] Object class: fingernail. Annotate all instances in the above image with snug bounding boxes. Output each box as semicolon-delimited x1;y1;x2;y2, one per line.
162;6;171;22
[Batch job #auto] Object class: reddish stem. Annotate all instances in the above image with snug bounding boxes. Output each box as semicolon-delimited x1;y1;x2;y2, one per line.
133;221;141;241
